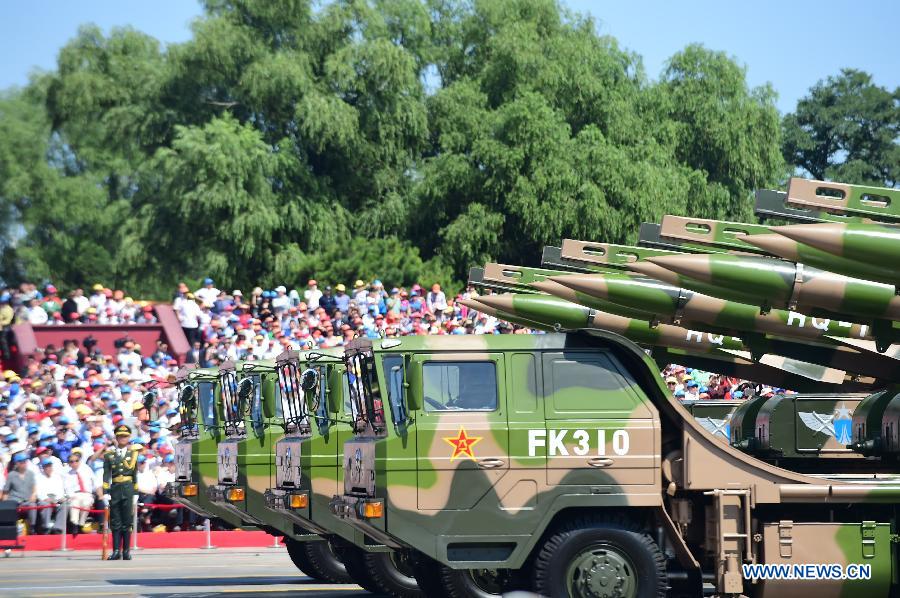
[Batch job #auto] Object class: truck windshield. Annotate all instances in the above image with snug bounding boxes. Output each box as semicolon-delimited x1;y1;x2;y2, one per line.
249;374;263;431
344;340;386;435
219;367;245;438
198;381;215;428
275;355;311;435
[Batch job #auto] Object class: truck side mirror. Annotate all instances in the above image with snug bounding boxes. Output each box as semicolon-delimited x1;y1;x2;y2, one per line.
405;357;423;411
179;384;196;410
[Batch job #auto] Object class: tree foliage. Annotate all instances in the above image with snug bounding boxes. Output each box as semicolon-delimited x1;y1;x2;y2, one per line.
0;0;824;296
782;69;899;186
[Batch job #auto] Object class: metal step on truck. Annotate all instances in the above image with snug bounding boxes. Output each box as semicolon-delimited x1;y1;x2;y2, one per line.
329;333;900;598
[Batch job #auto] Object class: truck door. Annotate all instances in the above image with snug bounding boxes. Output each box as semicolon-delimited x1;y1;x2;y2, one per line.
540;351;657;487
414;353;509;510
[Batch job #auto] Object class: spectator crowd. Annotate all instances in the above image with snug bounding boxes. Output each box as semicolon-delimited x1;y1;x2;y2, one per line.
1;276;764;537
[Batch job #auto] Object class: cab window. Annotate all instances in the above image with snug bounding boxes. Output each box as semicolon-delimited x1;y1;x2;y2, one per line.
383;355;406;423
250;375;262;427
198;382;215;426
423;361;497;411
275;380;284;419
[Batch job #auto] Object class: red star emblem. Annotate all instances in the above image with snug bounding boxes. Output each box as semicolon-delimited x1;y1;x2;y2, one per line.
444;427;482;461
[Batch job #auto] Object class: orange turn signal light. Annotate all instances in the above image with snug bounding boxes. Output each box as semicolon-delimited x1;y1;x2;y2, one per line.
362;501;384;519
227;487;246;502
289;493;308;509
182;483;198;497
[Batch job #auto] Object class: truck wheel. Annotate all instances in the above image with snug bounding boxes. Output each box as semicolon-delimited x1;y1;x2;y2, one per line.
284;537;321;580
533;519;666;598
441;568;510;597
335;542;381;593
364;551;423;597
304;539;352;584
408;552;451;597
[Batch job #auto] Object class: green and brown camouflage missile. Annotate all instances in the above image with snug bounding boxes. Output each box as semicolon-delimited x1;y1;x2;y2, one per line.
642;251;900;325
544;272;900;382
463;294;855;386
785;177;900;222
744;232;898;289
770;222;900;287
473;263;657;321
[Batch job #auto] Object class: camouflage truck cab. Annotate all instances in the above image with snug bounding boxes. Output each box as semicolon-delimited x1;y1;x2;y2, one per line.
207;360;276;527
165;366;247;528
260;350;420;594
332;333;900;598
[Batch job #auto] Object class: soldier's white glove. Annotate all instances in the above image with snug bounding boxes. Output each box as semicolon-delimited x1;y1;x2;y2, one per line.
103;494;111;503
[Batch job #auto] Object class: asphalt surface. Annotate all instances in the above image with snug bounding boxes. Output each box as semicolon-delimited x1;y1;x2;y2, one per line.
0;547;373;598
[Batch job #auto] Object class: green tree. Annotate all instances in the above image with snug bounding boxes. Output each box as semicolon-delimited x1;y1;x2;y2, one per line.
782;69;899;186
414;2;783;273
2;0;789;290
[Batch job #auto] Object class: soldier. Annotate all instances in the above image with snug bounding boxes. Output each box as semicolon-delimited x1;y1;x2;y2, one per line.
103;424;141;560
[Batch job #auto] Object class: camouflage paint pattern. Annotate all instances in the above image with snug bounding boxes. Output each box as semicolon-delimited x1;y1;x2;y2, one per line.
467;293;854;385
331;333;900;597
644;251;900;324
543;272;900;383
786;177;900;223
772;222;900;286
743;232;899;292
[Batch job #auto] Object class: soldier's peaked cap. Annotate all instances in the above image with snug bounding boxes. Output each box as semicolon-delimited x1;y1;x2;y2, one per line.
114;424;132;437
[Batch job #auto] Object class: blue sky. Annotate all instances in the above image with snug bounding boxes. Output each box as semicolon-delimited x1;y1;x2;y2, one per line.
1;0;897;113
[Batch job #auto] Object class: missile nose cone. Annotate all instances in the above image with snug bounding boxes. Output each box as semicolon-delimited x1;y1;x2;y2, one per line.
466;293;515;313
457;299;483;311
743;233;800;259
530;280;568;295
625;261;680;284
771;223;845;255
646;255;714;282
548;274;607;297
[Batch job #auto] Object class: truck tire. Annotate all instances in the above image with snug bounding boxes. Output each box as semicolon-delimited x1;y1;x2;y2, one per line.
304;539;352;584
334;541;381;593
441;568;513;597
533;519;666;598
284;537;321;580
408;552;451;597
364;551;423;597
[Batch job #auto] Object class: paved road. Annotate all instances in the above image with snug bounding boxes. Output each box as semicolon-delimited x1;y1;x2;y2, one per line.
0;548;374;598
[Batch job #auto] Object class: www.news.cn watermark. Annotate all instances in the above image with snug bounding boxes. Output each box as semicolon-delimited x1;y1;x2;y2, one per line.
742;563;872;581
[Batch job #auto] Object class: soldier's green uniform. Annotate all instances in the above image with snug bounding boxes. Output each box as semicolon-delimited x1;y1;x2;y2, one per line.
104;425;141;561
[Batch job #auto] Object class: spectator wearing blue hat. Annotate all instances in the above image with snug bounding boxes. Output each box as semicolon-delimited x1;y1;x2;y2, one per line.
194;278;219;308
35;458;66;534
2;453;39;531
51;420;82;462
684;380;700;401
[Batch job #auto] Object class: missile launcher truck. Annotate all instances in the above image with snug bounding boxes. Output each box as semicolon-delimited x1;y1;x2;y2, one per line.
330;333;900;598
